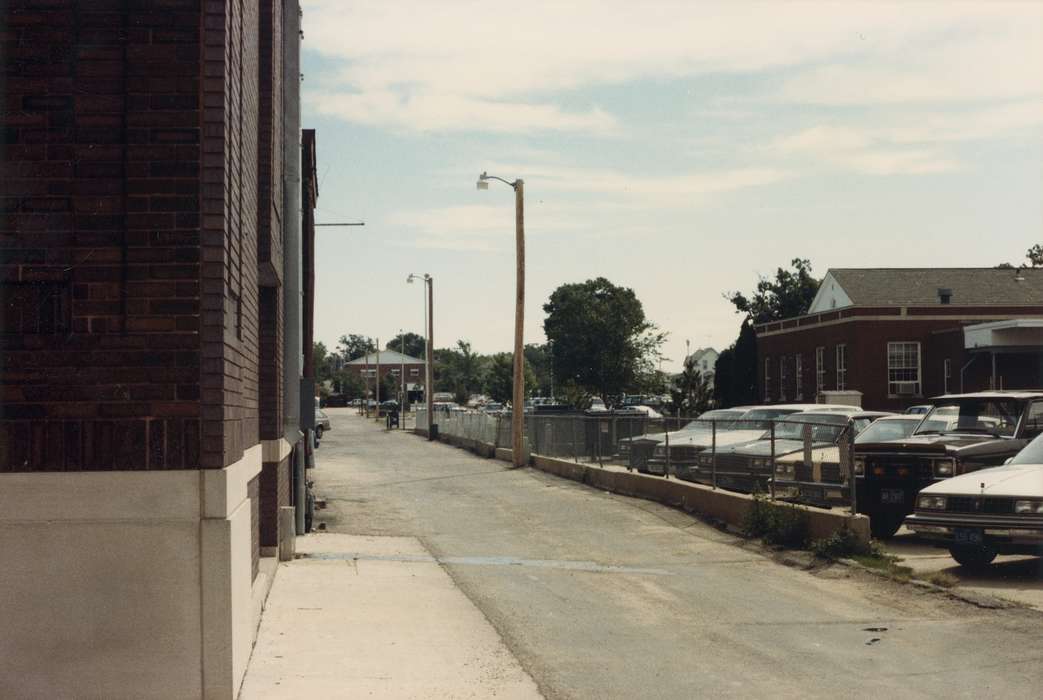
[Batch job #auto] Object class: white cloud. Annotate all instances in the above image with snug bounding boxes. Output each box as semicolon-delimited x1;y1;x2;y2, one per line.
305;90;616;135
302;1;1042;133
772;100;1043;175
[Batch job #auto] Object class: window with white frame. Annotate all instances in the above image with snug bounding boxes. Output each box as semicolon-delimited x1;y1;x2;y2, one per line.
888;342;921;397
835;344;847;391
815;346;825;394
363;369;376;376
779;356;788;401
764;357;771;401
410;368;420;377
943;358;951;394
795;353;803;400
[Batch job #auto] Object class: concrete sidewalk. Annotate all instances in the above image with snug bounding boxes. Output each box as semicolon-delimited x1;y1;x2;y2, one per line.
238;533;542;699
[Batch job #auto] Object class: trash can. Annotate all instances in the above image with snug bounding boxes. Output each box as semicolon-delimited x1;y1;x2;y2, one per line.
386;409;400;429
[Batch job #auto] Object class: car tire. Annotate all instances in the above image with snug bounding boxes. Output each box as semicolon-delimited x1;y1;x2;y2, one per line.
948;543;997;570
868;512;904;539
316;426;324;440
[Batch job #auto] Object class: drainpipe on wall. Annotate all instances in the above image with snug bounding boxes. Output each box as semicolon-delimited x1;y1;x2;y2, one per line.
282;0;305;535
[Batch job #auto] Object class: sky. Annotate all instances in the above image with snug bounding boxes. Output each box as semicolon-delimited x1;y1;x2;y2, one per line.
300;1;1043;371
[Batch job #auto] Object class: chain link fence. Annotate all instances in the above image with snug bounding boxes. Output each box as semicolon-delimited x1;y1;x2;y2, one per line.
421;408;860;514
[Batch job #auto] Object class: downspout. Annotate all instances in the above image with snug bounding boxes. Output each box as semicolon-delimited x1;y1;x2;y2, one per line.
282;0;305;534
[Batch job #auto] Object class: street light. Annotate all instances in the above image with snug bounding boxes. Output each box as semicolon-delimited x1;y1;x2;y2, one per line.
407;273;434;439
477;171;526;468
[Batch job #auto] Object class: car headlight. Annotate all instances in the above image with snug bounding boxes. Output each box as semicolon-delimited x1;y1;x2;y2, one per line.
653;446;665;457
751;458;764;469
776;462;795;476
933;458;955;477
1014;500;1043;514
917;494;947;510
853;457;865;476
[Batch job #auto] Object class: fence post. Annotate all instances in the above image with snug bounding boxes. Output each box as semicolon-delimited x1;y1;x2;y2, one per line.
711;419;717;489
597;419;604;468
664;420;671;478
572;415;578;462
846;419;857;516
769;421;776;500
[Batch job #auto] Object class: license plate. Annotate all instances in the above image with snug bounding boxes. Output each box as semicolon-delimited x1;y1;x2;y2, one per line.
954;528;983;544
880;489;904;504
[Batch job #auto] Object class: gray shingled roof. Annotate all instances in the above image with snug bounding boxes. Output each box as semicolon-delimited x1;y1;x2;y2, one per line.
829;268;1043;306
346;350;425;365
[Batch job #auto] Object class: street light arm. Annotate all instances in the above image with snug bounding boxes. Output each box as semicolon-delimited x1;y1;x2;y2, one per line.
478;172;519;189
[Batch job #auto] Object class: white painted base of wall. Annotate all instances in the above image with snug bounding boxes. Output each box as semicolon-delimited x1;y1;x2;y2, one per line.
0;444;264;700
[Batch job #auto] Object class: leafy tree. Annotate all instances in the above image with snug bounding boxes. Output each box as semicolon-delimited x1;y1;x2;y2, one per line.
386;331;426;359
728;320;759;406
313;342;334;384
1027;244;1043;267
669;358;714;415
381;370;403;403
713;347;735;408
433;341;489;403
523;343;554;397
485;353;535;404
727;258;820;324
338;333;376;361
543;277;666;401
334;371;364;399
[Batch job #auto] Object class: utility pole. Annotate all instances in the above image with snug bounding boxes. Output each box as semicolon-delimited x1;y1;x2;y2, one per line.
477;171;525;467
513;180;525;467
427;277;434;439
375;337;380;416
400;330;406;426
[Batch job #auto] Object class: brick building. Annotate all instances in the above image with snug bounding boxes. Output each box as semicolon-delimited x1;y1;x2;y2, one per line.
754;268;1043;411
0;1;313;697
345;349;428;399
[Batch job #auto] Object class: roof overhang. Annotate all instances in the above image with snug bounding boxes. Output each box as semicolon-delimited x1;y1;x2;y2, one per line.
964;319;1043;352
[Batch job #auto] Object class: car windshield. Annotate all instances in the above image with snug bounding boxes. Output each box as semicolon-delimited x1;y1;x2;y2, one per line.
767;414;847;441
914;399;1022;437
855;418;920;444
738;409;798;430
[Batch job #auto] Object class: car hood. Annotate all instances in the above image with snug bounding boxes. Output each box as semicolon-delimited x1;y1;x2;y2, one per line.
661;429;766;448
922;463;1043;498
857;434;1002;454
726;438;833;458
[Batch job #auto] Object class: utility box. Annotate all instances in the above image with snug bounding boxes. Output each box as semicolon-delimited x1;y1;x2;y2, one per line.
818;390;863;407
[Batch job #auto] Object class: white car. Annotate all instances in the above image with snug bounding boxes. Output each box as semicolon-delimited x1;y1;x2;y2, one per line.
905;432;1043;569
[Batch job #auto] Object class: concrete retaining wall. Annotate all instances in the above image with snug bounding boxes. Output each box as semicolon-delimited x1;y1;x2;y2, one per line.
413;428;869;548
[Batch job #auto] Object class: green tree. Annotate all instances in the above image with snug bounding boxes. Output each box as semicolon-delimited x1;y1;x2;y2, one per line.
727;258;820;324
713;347;735;408
669;357;714;416
313;342;334;385
543;277;665;401
485;353;535;405
1027;244;1043;267
386;331;426;359
523;343;553;397
338;334;376;361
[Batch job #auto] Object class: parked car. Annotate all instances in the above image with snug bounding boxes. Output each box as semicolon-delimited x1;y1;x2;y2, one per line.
773;413;912;508
692;410;887;493
378;400;399;417
905;405;932;415
324;393;348;407
855;391;1043;538
905;431;1043;569
482;402;504;415
588;397;608;412
315;407;331;439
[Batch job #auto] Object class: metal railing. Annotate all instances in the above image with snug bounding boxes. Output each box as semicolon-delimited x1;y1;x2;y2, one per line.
421;409;860;514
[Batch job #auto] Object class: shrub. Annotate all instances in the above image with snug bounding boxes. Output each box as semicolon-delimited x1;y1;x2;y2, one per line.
810;526;872;559
743;495;809;549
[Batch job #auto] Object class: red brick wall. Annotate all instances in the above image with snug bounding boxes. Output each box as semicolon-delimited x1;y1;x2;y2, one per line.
1;0;203;471
257;0;284;442
757;312;1043;411
201;0;260;469
1;0;277;472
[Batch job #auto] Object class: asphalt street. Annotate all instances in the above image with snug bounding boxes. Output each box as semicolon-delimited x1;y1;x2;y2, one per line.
313;409;1043;699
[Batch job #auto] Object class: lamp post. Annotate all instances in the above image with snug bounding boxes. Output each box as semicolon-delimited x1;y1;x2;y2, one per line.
477;171;525;468
407;273;434;439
